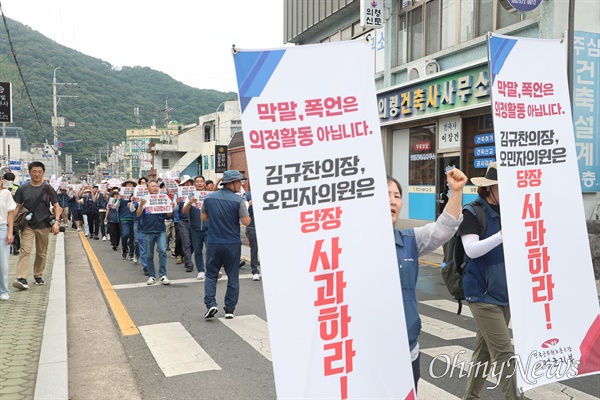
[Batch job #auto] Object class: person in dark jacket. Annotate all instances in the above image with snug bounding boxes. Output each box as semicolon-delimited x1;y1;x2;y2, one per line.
105;187;121;251
388;167;467;391
458;162;518;400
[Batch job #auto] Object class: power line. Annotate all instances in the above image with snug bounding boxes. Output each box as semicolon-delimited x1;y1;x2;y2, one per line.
0;2;48;142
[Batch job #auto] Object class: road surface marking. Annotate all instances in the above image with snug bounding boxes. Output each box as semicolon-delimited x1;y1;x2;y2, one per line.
422;346;599;400
80;232;139;336
420;315;476;340
139;322;221;377
220;315;272;361
113;273;256;290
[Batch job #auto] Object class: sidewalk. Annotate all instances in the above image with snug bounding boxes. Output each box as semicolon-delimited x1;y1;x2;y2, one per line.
0;233;67;400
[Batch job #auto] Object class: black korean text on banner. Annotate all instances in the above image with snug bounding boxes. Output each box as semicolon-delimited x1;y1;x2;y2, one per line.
144;194;173;214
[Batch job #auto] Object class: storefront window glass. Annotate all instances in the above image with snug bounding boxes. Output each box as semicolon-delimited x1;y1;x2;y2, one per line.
409;124;437;185
462;114;494;180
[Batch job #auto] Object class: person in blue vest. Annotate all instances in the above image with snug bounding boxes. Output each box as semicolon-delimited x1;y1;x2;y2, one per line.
182;175;209;279
243;190;260;281
388;167;467;392
118;179;137;260
458;162;518;400
129;193;149;276
80;186;100;240
136;180;173;285
201;170;251;320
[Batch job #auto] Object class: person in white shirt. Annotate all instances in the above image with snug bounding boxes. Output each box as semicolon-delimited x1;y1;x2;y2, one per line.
0;172;17;300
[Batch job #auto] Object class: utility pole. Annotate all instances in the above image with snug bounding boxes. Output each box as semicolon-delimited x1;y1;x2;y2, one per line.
52;67;79;177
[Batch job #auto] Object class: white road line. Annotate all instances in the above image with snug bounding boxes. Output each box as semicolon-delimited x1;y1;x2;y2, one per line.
113;273;255;290
219;315;272;361
421;299;474;318
420;299;512;329
421;346;599;400
420;315;476;340
418;379;461;399
138;322;220;377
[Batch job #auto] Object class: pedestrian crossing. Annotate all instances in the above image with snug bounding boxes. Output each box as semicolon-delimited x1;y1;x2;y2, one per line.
134;299;599;400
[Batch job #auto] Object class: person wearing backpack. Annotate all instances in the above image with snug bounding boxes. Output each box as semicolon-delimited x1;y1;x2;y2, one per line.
457;162;519;400
388;167;468;392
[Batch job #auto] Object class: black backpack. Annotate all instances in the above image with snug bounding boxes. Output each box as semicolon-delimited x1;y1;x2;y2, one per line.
441;201;487;315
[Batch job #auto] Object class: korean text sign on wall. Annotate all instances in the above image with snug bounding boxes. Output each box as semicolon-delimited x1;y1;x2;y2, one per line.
233;40;415;399
488;33;600;393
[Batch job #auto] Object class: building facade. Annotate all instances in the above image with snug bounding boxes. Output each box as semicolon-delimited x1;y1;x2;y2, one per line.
284;0;600;227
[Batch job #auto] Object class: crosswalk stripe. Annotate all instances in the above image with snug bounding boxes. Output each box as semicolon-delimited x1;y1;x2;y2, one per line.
139;322;221;377
220;315;272;361
418;379;461;399
421;299;474;318
421;345;599;400
420;315;476;340
113;273;255;290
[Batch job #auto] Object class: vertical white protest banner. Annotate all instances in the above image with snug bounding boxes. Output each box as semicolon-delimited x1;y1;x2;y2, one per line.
488;33;600;392
233;40;415;399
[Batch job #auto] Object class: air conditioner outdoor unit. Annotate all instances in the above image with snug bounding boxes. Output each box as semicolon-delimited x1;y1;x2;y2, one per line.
407;59;440;81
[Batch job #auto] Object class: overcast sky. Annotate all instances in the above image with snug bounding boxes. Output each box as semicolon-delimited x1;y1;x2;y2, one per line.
1;0;287;93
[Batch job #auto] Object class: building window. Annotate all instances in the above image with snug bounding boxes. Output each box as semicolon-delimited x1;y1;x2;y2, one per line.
409;124;437;185
162;158;169;169
204;124;212;142
203;155;209;171
397;0;527;65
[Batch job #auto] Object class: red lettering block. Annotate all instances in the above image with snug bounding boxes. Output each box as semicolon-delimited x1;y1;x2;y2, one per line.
309;237;341;273
528;246;550;274
516;169;542;188
314;270;346;306
525;219;546;247
522;193;543;219
319;304;351;340
532;273;555;302
324;339;356;376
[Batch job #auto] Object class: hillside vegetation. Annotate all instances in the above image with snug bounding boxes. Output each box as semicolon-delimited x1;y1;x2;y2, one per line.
0;17;237;168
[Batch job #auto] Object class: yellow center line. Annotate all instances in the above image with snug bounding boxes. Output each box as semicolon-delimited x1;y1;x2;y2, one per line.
419;259;442;267
79;232;139;336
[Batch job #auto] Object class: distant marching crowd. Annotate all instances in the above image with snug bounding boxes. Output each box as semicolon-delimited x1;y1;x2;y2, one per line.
1;163;260;320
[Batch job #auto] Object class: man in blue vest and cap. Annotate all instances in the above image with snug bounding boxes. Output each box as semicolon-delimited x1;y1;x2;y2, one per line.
201;170;251;319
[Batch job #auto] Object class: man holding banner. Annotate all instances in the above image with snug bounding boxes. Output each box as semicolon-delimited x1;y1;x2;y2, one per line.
136;180;174;285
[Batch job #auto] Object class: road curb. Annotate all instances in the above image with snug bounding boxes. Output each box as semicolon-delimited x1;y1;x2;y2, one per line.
34;233;68;400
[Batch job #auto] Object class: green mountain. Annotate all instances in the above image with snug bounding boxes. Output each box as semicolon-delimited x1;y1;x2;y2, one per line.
0;17;237;170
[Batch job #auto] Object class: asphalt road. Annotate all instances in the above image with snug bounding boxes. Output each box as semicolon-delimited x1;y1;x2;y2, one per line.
65;230;600;400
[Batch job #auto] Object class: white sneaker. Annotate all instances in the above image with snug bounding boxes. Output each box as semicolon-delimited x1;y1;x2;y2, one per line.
197;272;205;280
252;273;260;281
0;293;9;300
146;277;156;285
133;256;138;264
102;236;107;241
160;276;171;285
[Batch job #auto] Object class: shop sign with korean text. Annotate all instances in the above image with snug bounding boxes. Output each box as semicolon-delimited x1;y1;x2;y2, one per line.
488;33;600;393
0;82;12;123
233;40;415;399
377;63;490;125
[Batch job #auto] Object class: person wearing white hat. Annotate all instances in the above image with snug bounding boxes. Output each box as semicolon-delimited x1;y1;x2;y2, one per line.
457;162;517;400
201;170;251;319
